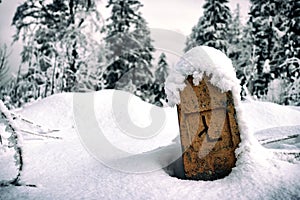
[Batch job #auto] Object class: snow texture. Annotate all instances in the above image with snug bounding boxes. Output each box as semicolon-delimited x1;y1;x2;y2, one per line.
0;91;299;199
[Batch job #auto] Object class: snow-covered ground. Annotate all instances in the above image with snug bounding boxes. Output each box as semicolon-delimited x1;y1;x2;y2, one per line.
1;90;300;199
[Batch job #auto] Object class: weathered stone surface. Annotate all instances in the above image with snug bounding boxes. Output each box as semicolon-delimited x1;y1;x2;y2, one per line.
177;75;241;180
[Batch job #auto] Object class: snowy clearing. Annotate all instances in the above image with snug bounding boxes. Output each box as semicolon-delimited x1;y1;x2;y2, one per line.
0;90;300;199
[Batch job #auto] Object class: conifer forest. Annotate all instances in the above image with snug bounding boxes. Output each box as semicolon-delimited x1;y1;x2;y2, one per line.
0;0;299;108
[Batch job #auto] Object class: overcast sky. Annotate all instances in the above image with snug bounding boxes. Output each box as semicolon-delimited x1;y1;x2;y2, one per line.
0;0;251;75
141;0;251;35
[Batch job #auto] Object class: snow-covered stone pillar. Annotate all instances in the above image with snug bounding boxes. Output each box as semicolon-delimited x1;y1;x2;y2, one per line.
166;46;241;181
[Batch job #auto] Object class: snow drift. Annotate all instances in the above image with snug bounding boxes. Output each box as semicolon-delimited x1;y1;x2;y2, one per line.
0;90;299;199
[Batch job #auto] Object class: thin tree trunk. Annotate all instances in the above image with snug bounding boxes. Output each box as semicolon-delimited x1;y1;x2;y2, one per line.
51;55;57;95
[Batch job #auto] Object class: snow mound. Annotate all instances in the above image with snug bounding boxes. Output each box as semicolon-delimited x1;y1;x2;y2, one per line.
17;93;74;129
243;100;300;133
0;91;300;199
74;90;179;154
255;125;300;150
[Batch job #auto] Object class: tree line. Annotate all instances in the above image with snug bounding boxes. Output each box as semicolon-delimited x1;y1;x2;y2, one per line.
0;0;299;108
186;0;299;105
0;0;168;108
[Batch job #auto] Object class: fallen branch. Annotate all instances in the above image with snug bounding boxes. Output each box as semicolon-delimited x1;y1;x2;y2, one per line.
273;150;300;162
260;134;299;145
20;129;62;140
11;112;60;134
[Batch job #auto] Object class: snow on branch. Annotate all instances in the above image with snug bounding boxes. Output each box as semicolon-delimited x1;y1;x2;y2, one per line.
0;100;25;187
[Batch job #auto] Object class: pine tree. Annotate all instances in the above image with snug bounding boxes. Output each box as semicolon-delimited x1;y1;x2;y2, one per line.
155;53;168;84
185;0;231;54
248;0;299;101
228;4;242;69
102;0;155;93
238;25;257;97
227;5;254;97
270;0;300;104
248;0;280;98
152;52;169;106
284;0;300;104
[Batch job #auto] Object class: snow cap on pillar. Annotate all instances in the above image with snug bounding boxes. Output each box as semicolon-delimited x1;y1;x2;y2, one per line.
165;46;240;107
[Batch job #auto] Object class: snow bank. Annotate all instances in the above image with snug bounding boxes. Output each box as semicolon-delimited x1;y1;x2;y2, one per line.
17;94;74;129
79;90;179;154
243;100;300;133
0;91;299;199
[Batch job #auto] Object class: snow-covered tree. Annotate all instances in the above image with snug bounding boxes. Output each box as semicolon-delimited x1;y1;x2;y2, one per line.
274;0;299;104
228;4;242;69
248;0;299;103
0;44;17;107
239;28;258;97
185;0;231;54
12;0;103;94
101;0;155;93
226;5;255;98
0;44;9;87
0;100;24;186
155;53;168;84
143;52;169;106
0;66;45;108
248;0;281;98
